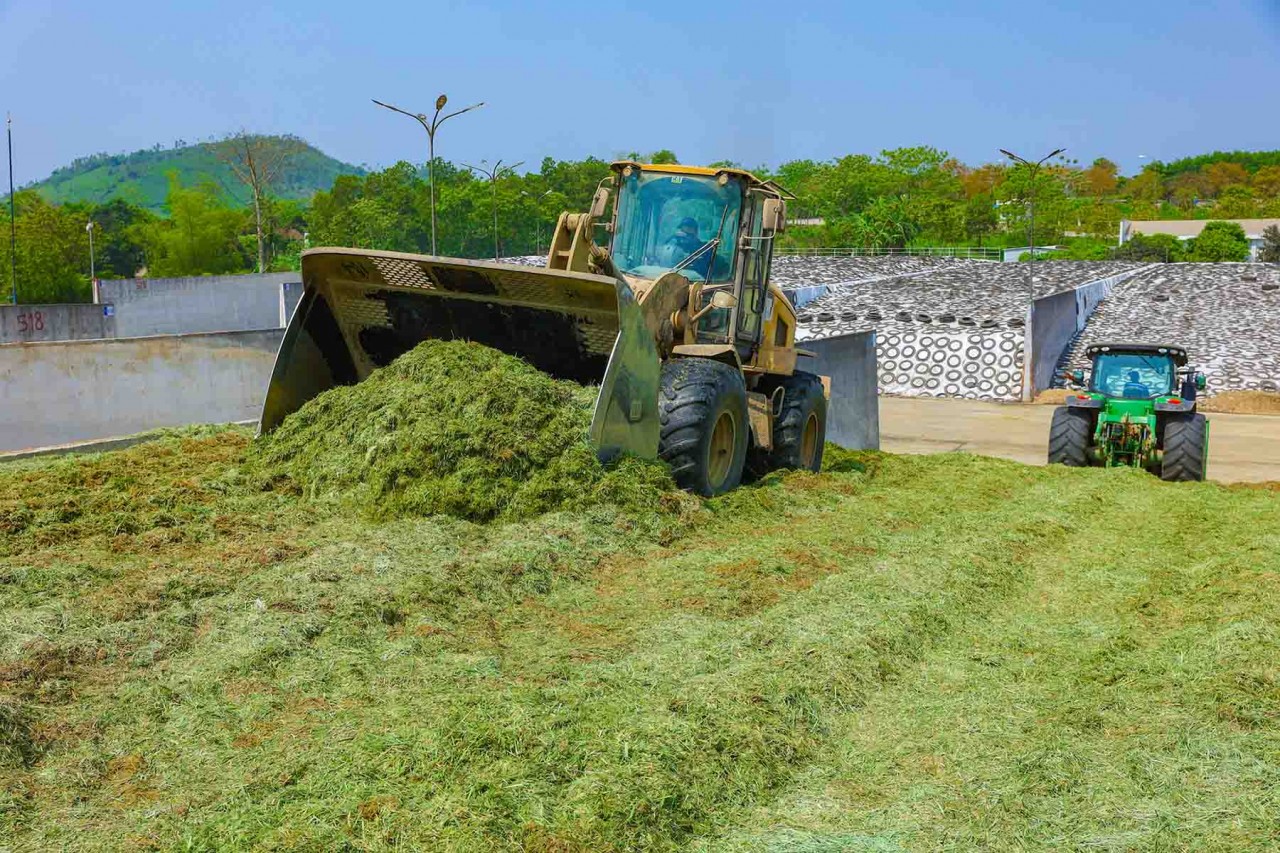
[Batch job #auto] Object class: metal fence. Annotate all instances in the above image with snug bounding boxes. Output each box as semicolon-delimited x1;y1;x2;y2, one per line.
775;246;1003;261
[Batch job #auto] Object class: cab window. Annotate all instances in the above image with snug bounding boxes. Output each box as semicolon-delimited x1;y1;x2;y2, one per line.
611;170;742;284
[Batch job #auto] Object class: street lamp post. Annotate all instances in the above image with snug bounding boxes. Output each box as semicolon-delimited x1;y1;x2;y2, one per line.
86;221;95;284
464;159;523;260
7;112;16;304
999;147;1065;401
373;94;484;256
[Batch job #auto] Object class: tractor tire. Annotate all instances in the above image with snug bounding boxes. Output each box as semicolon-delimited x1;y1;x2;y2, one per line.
658;358;749;496
748;372;827;475
1161;414;1207;482
1047;406;1091;467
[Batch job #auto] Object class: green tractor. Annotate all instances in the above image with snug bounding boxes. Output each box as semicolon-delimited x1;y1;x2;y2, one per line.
1049;343;1209;481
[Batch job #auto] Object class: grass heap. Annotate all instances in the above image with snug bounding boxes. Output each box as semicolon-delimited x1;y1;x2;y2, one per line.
249;340;679;522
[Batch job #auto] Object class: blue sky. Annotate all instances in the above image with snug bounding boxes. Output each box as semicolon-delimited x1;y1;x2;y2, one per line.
2;0;1279;186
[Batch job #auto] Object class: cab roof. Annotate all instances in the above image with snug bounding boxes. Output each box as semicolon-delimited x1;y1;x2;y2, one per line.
610;161;796;199
1086;342;1188;366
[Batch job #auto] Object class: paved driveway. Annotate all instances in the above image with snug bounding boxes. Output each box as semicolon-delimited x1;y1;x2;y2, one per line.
879;397;1280;483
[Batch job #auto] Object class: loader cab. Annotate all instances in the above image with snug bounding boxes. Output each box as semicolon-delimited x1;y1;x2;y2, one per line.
607;162;790;358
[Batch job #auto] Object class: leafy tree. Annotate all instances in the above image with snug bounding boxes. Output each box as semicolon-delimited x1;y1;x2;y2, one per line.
88;198;154;278
958;163;1006;199
1082;158;1118;196
995;160;1072;246
1166;171;1211;210
964;193;998;246
1114;233;1183;262
0;191;92;302
1186;221;1250;262
133;175;248;276
1251;165;1280;199
1203;162;1250;196
1257;224;1280;263
1215;185;1257;218
1124;168;1164;204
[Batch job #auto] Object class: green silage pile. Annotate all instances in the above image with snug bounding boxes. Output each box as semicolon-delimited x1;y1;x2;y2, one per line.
248;340;679;522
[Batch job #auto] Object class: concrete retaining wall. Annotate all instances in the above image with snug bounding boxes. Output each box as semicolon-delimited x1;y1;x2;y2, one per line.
0;329;282;452
1026;266;1153;396
96;272;300;337
802;330;880;450
0;303;116;344
781;284;830;309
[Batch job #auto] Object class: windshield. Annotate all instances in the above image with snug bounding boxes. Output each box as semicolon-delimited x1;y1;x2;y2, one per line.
1091;352;1175;399
610;170;742;283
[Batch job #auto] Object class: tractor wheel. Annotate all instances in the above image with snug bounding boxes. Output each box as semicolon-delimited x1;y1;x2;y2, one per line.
1161;414;1207;482
1047;406;1091;467
748;372;827;475
658;358;749;496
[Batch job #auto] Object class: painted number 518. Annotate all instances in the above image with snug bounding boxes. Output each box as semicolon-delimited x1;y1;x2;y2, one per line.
17;311;45;333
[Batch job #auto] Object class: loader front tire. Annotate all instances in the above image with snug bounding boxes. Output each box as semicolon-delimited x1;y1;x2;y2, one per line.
658;358;749;496
1161;414;1207;482
1047;406;1091;467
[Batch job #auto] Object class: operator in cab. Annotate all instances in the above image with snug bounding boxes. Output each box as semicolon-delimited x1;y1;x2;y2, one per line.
665;216;713;279
1123;370;1149;398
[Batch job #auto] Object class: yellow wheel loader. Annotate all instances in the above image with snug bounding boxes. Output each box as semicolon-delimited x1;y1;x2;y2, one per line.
260;161;830;496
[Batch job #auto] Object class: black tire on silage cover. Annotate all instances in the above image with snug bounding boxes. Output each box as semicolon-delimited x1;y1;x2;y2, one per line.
658;358;749;496
1161;414;1207;482
1048;406;1091;467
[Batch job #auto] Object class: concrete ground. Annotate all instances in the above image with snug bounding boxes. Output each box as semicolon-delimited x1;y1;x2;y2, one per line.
880;396;1280;484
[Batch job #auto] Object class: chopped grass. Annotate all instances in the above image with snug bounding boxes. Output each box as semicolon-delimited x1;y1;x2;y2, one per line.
0;355;1276;849
248;339;684;522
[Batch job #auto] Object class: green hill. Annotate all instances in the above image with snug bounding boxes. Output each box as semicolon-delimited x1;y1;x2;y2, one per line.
27;136;365;211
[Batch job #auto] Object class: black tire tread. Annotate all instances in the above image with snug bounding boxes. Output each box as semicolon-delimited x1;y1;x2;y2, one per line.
749;371;827;474
658;358;748;495
1161;414;1207;482
1047;406;1091;467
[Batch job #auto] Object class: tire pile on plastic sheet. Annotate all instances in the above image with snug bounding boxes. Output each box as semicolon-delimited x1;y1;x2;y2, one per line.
769;254;988;286
1059;263;1280;395
796;262;1143;402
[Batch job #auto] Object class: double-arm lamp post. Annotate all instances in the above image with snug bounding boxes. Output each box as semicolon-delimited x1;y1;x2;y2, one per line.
463;159;523;260
999;147;1064;402
998;147;1065;287
373;94;484;255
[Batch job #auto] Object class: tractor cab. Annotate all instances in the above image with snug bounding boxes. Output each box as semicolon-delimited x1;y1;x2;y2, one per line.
1069;343;1205;404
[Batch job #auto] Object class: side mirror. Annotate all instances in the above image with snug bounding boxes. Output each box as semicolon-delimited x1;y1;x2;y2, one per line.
1195;373;1206;391
762;197;787;233
710;290;738;309
1071;369;1085;386
690;289;738;323
589;187;610;219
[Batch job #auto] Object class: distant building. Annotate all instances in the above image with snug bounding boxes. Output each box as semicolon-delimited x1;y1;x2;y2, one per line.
1119;219;1280;260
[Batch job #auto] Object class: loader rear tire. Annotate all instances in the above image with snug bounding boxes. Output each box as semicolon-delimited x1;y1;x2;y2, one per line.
749;371;827;475
1047;406;1091;467
658;358;749;496
1161;414;1207;482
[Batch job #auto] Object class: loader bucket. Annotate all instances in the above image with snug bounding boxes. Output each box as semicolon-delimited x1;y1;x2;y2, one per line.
260;248;661;461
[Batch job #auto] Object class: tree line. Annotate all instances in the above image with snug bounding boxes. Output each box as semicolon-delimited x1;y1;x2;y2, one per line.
5;144;1280;303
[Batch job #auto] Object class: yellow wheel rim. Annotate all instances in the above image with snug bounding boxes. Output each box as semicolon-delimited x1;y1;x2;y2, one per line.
708;410;737;489
800;412;819;468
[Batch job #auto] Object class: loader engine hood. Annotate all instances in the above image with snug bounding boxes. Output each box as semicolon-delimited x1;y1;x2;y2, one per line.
260;248;662;461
